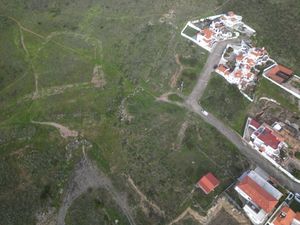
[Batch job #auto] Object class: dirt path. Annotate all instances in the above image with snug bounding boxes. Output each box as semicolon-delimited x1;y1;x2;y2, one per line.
168;197;250;225
31;121;78;138
170;54;184;88
4;15;45;39
1;15;41;96
259;97;281;105
177;121;189;144
127;175;165;217
57;156;136;225
91;65;106;88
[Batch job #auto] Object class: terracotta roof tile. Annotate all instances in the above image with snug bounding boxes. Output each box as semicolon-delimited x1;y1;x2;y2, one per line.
198;172;220;194
237;176;278;213
273;206;296;225
257;127;281;149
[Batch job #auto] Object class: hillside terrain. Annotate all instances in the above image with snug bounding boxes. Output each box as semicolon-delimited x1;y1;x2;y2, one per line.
0;0;299;225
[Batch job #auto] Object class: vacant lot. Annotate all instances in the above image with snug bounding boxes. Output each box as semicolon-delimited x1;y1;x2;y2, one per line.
200;73;250;133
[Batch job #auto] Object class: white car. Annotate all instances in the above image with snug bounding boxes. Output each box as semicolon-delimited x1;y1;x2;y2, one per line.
201;110;208;116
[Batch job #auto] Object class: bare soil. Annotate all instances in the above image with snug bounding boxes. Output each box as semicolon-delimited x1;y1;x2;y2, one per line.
91;65;106;88
170;54;184;88
169;197;250;225
31;121;79;138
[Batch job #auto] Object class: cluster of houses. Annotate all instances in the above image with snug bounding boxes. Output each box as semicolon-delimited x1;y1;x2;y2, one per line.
216;41;273;100
181;12;300;101
183;11;300;225
197;168;300;225
243;117;288;161
181;11;255;52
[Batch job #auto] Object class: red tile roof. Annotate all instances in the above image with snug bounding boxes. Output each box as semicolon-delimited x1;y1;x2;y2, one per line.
257;127;281;149
247;58;255;67
198;172;220;194
236;54;244;61
217;64;228;73
266;65;294;84
237;176;278;213
295;212;300;222
234;70;242;78
202;28;213;40
246;72;253;79
273;206;295;225
249;118;261;129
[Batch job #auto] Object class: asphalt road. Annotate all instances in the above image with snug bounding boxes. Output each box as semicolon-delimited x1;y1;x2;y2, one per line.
184;40;300;192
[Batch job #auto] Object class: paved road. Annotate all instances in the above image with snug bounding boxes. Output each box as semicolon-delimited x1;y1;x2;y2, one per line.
186;39;240;105
184;40;300;192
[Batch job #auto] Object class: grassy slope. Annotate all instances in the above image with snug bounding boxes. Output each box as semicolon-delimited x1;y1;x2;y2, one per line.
65;188;130;225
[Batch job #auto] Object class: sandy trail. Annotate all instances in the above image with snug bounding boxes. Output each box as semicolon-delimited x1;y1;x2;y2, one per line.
31;121;78;138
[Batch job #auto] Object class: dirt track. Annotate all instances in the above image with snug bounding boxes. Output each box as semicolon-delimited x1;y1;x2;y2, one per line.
31;121;79;138
57;156;136;225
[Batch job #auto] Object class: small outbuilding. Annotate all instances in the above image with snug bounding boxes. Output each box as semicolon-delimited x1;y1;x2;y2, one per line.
197;172;220;194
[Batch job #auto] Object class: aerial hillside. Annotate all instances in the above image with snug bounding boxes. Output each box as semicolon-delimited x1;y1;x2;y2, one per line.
0;0;299;225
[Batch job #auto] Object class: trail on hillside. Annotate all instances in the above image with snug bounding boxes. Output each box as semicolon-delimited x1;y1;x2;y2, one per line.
57;157;136;225
127;175;165;217
31;121;79;138
170;54;184;88
168;197;250;225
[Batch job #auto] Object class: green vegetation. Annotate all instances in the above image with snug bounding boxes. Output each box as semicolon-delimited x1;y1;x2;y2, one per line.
65;188;130;225
168;93;184;102
292;169;300;180
290;200;300;212
200;73;250;133
295;152;300;160
177;52;208;95
255;78;299;112
182;26;198;38
118;94;248;216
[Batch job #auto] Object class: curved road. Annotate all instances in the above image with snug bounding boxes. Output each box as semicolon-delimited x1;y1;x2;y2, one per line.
184;39;300;192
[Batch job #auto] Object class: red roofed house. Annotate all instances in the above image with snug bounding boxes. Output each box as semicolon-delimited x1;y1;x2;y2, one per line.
197;172;220;194
216;64;229;75
269;205;300;225
250;123;286;158
265;64;294;84
201;28;214;41
235;169;283;225
248;118;261;130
